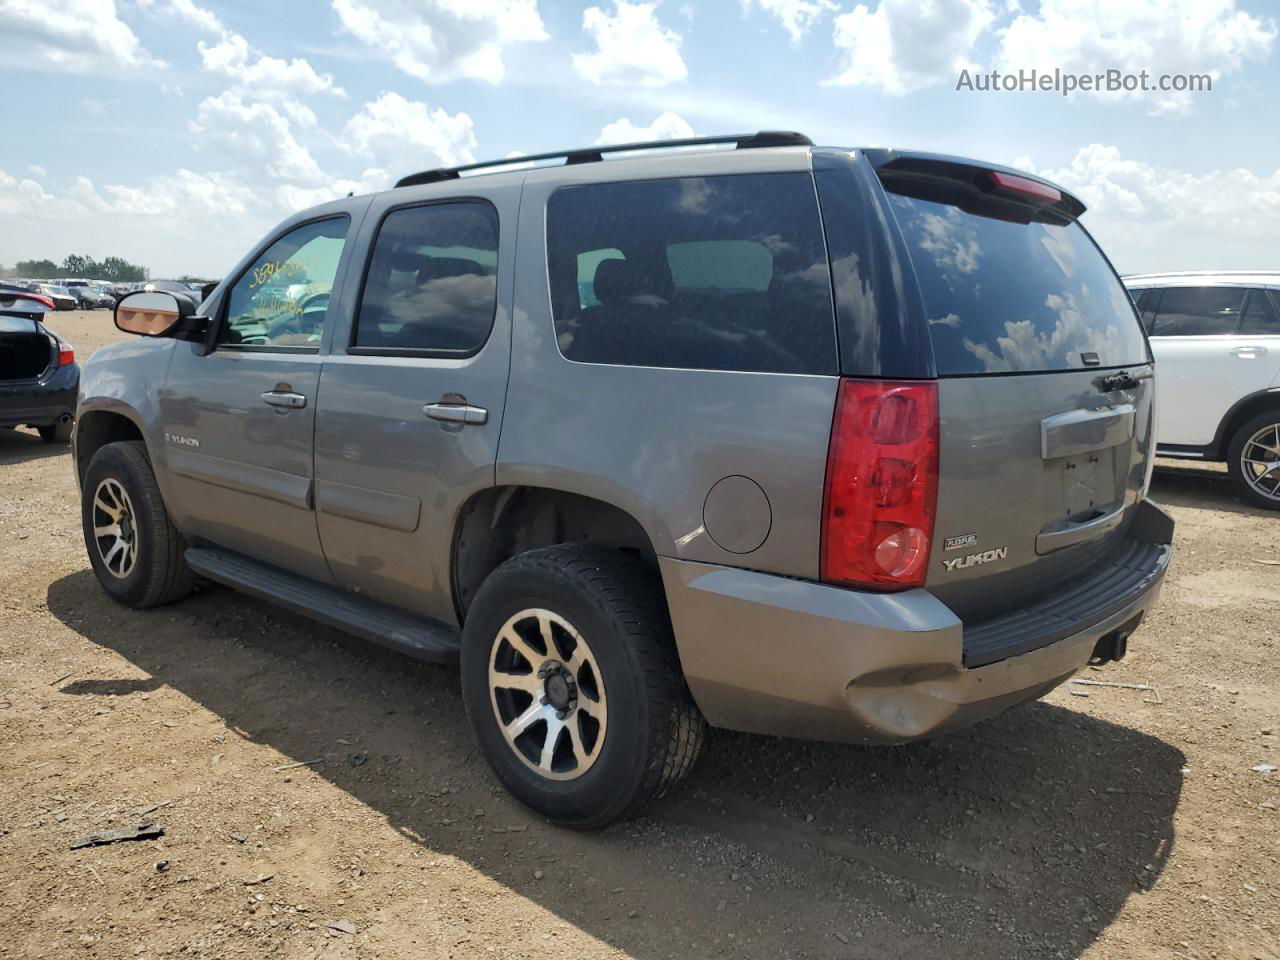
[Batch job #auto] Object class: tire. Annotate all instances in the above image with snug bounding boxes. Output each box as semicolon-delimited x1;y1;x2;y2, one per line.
81;440;196;607
37;419;73;444
1226;411;1280;510
461;545;705;830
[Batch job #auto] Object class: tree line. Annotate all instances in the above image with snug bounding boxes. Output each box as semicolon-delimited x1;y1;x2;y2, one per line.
1;254;149;282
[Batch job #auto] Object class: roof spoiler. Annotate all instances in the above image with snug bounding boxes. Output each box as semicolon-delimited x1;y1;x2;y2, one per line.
864;149;1086;224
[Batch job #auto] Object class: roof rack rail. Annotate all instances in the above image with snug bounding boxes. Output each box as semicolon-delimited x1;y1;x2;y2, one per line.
394;130;812;189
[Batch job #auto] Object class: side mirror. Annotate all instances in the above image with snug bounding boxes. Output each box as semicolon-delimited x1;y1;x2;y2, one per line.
115;291;208;341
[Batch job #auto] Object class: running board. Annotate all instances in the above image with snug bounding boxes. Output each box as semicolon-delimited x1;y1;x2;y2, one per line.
185;547;460;663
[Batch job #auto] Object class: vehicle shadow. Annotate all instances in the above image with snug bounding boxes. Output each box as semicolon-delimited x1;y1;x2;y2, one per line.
46;570;1184;959
0;426;69;466
1151;462;1276;518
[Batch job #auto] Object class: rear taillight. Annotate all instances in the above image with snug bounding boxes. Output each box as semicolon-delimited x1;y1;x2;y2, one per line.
58;341;75;366
821;379;939;591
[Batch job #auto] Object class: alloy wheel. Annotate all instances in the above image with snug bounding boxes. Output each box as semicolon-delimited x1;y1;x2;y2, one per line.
91;477;139;579
1240;422;1280;503
487;608;608;781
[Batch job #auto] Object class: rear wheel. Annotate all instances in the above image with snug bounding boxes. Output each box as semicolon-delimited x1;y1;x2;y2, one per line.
1227;412;1280;510
461;545;705;830
81;440;195;607
37;419;73;444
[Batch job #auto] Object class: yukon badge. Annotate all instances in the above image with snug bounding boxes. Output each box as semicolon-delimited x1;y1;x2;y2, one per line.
942;547;1008;571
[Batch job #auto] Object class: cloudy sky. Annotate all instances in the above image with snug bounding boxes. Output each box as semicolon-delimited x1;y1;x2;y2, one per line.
0;0;1277;277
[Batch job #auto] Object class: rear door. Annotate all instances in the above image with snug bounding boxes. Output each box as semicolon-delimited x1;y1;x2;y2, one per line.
1145;285;1265;446
312;182;517;625
874;162;1155;624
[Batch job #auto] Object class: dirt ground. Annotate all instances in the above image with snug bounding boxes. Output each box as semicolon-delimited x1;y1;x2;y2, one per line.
1;310;1277;960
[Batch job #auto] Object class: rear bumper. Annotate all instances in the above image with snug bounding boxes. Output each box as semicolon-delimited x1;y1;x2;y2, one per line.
0;364;79;428
660;500;1172;745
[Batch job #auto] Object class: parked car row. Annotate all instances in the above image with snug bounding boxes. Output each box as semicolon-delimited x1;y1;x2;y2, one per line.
0;278;200;310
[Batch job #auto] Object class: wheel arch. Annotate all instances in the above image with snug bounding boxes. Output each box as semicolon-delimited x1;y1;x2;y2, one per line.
74;408;148;485
1212;386;1280;459
451;485;660;623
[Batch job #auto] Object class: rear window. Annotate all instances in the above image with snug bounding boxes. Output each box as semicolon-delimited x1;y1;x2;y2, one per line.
546;173;836;375
887;193;1149;375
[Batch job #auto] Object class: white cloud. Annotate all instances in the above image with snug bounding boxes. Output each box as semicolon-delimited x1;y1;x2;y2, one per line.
1024;144;1280;272
742;0;837;42
190;92;326;184
828;0;994;94
0;0;163;72
331;0;547;84
0;167;271;276
342;92;478;175
596;111;694;145
135;0;225;34
574;1;688;87
997;0;1277;114
198;33;346;101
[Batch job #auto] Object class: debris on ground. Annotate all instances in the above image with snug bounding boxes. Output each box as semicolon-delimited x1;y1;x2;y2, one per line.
133;800;173;817
1251;763;1278;774
1067;678;1163;703
70;822;164;850
327;920;357;935
244;873;274;885
273;759;323;772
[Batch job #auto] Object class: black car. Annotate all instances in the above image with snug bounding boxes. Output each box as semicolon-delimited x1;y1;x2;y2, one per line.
0;290;78;442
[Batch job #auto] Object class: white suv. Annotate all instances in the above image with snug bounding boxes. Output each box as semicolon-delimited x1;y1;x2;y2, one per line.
1124;272;1280;509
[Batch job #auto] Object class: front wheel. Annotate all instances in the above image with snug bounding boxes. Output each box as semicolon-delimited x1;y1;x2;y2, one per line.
1227;412;1280;510
81;440;195;607
461;545;705;830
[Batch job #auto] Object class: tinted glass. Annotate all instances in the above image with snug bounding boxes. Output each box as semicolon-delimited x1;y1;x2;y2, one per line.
353;202;499;352
887;193;1148;374
547;173;836;374
1240;289;1280;334
221;217;348;349
1150;286;1246;337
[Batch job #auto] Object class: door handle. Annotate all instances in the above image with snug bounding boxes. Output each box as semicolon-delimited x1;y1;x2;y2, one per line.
1230;345;1267;357
261;391;307;409
423;401;488;425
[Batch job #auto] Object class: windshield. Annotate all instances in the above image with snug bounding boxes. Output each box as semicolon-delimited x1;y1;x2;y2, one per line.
886;193;1150;375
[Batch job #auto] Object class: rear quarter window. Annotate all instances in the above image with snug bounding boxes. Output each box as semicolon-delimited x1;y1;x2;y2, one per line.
546;173;837;375
887;193;1149;375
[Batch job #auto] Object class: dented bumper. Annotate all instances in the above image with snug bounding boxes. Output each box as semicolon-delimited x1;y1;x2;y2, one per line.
659;502;1171;744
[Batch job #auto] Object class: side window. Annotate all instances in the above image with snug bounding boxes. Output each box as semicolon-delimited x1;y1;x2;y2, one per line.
1150;286;1246;337
352;202;498;353
1240;289;1280;335
546;173;837;375
1139;289;1160;332
221;218;349;349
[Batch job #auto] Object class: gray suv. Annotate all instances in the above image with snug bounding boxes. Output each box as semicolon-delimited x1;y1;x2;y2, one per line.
75;133;1172;828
